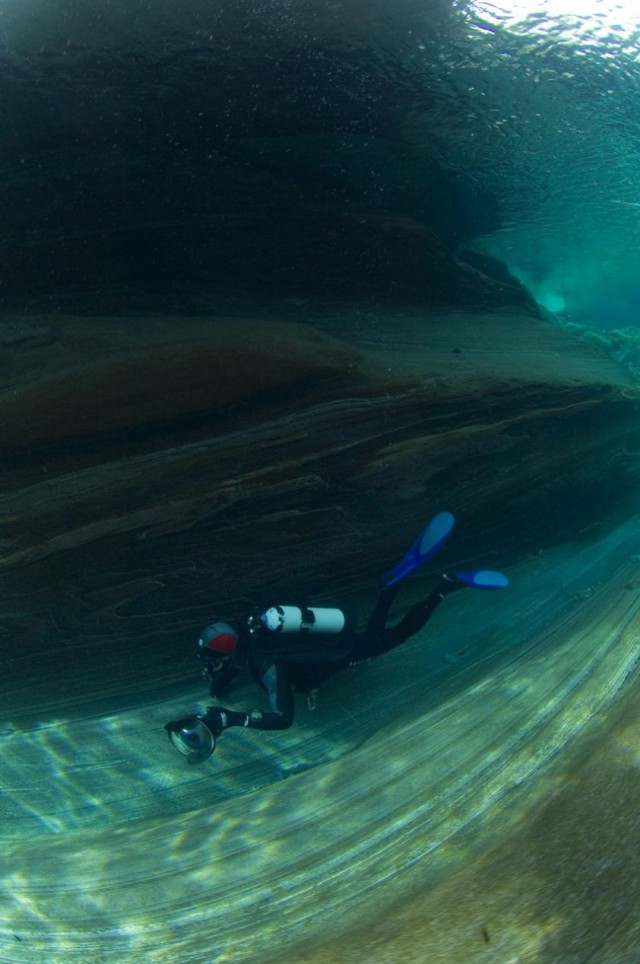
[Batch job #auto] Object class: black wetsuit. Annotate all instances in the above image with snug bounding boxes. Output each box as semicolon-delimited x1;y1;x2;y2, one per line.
204;579;451;732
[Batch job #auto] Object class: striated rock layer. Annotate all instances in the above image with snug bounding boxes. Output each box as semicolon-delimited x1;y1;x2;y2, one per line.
1;310;639;720
3;522;640;962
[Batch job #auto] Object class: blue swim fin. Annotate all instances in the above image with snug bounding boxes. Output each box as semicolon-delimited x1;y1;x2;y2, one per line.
382;512;455;587
452;570;509;590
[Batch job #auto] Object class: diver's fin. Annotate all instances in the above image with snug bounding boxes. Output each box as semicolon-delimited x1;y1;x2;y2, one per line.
452;570;509;590
382;511;455;587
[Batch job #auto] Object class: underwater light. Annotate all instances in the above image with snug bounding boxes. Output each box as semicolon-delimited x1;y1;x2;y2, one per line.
472;0;640;35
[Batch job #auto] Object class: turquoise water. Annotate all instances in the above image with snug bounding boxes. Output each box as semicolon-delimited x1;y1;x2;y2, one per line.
416;2;640;324
3;2;640;960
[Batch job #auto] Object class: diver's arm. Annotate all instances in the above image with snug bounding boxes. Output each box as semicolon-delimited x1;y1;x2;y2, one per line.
203;662;294;732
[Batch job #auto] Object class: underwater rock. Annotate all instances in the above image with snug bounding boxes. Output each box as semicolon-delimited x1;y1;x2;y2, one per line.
0;310;638;718
0;8;532;315
0;316;361;446
4;524;640;962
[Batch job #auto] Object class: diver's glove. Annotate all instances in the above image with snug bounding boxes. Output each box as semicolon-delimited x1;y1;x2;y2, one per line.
203;705;250;731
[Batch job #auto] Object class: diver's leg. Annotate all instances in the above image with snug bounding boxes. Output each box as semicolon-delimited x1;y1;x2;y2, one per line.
364;584;399;636
391;576;458;644
360;570;509;661
391;570;509;645
361;575;461;658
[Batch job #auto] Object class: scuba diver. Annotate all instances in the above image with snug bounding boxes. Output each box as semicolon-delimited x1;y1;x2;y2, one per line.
165;512;508;763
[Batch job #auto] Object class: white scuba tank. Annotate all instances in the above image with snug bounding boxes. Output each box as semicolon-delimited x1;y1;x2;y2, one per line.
261;604;346;634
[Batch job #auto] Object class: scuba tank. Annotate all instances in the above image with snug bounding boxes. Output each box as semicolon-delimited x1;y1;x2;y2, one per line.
260;604;347;635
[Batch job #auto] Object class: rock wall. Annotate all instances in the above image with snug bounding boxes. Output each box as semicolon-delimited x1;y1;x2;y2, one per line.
1;312;638;719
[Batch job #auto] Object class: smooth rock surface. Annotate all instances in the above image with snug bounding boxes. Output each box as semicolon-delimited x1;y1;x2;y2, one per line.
3;519;640;962
2;307;640;962
2;310;639;719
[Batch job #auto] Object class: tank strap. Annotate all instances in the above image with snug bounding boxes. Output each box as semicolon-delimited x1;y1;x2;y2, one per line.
299;605;315;632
